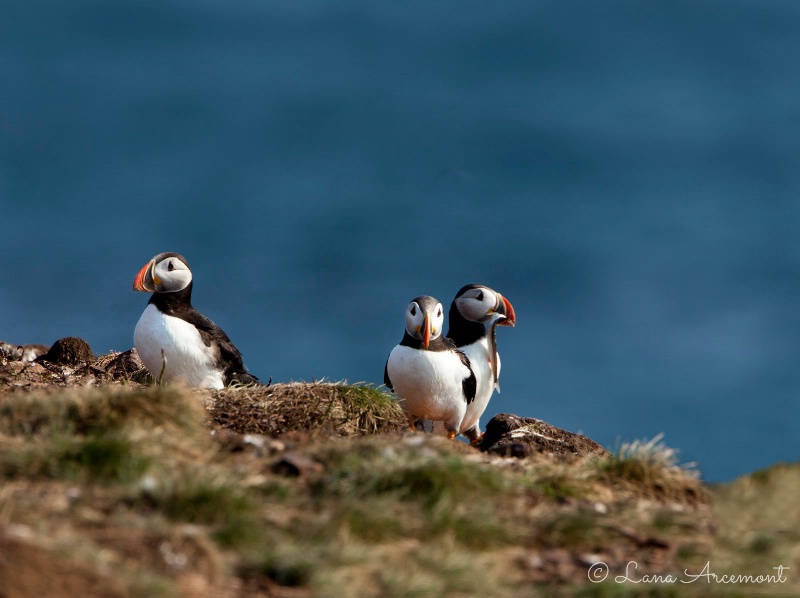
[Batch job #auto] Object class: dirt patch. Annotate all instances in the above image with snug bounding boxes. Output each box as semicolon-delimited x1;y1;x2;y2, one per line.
0;528;129;598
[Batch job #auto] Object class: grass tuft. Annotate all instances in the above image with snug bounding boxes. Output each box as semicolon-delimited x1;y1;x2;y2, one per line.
593;434;706;503
209;381;407;438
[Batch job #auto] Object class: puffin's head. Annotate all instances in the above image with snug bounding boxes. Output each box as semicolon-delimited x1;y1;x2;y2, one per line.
453;284;516;327
133;252;192;294
404;295;444;349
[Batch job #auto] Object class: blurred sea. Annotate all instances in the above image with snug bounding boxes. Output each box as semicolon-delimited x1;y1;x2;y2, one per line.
2;0;799;481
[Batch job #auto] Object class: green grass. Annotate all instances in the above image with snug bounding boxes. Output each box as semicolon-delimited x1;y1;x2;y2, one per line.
349;457;510;506
305;438;525;550
0;430;150;483
137;476;261;547
535;470;586;499
537;510;601;548
53;433;151;482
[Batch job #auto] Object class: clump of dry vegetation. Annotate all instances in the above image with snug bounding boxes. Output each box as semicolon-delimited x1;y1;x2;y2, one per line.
208;381;408;438
595;433;707;503
0;352;796;597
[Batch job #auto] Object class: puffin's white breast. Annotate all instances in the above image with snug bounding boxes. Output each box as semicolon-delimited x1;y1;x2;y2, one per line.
134;304;224;389
387;345;470;430
430;338;499;436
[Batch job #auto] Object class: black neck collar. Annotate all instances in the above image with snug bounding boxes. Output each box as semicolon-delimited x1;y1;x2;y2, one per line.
399;331;454;352
148;282;194;315
446;300;486;347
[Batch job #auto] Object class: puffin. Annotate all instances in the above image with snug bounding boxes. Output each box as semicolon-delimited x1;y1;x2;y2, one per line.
132;251;259;389
384;295;476;439
433;284;516;444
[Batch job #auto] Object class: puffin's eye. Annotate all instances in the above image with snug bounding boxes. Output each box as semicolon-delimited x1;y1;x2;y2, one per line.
167;261;174;271
437;308;442;318
410;305;416;316
476;291;484;301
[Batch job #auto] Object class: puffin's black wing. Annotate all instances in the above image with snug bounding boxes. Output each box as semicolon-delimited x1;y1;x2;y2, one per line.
181;309;260;386
383;357;393;391
457;349;477;405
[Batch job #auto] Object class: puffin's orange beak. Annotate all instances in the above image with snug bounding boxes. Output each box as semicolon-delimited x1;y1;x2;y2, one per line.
498;295;516;327
423;313;431;349
133;259;156;292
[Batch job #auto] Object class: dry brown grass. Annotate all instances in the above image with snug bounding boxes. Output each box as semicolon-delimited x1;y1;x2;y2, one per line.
590;433;708;505
208;381;408;438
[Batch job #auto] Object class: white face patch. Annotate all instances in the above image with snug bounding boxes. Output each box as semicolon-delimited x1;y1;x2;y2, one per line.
152;257;193;293
404;299;445;341
455;286;497;323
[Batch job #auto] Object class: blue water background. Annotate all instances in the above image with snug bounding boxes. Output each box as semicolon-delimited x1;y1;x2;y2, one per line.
2;0;800;481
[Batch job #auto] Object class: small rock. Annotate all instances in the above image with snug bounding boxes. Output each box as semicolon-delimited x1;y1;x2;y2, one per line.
139;475;159;495
242;434;266;449
36;337;94;366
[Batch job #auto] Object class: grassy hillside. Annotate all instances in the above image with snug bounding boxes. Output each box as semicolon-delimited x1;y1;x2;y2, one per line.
0;360;795;596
